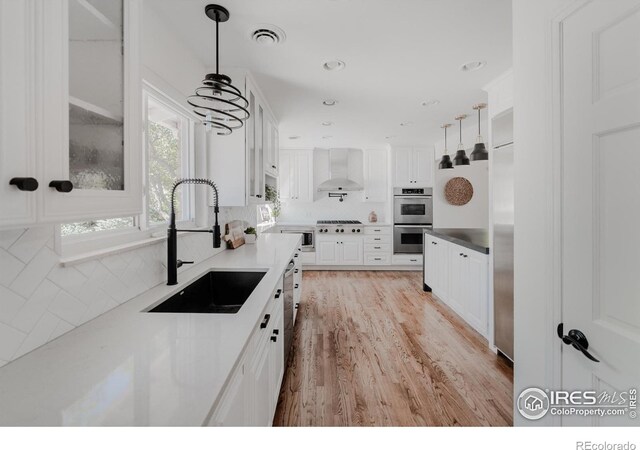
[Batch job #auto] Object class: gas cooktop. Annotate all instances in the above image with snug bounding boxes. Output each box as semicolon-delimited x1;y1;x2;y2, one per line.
316;220;363;234
317;220;362;225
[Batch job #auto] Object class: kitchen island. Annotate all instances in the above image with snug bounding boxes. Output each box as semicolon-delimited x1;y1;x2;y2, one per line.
424;229;490;339
0;234;301;426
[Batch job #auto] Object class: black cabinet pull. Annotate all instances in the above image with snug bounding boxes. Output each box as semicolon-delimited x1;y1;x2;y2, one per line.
295;303;299;309
49;180;73;193
294;283;299;289
260;314;271;329
294;269;299;273
256;194;263;198
10;177;38;192
463;254;468;258
294;253;299;257
459;253;464;256
272;329;279;336
271;165;276;169
274;289;282;299
270;335;278;342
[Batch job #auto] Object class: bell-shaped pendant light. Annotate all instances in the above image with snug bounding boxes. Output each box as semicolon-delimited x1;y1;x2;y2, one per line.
453;114;470;166
438;123;454;169
187;5;250;136
470;103;489;161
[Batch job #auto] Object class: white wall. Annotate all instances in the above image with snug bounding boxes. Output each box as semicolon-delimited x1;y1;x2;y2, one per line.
433;161;489;229
513;0;572;426
431;120;490;229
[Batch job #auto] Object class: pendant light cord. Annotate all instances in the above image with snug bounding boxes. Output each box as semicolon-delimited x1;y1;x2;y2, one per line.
477;108;481;136
444;126;448;151
215;13;219;74
459;118;462;144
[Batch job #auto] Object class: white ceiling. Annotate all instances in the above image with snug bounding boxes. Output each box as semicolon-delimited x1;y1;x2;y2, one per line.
149;0;512;150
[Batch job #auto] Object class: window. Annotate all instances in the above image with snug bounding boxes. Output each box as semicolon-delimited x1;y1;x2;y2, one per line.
61;84;196;250
144;92;194;228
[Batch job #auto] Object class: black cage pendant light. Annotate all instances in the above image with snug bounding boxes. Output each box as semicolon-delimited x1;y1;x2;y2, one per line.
453;114;470;166
187;4;249;136
438;123;454;169
470;103;489;161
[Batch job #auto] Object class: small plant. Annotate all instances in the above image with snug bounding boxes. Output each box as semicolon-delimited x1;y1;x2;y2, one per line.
244;227;257;235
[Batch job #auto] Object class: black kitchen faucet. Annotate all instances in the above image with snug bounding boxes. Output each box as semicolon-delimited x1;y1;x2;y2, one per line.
167;178;221;286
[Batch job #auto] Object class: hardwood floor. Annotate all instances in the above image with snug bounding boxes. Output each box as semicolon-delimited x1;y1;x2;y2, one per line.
273;271;513;426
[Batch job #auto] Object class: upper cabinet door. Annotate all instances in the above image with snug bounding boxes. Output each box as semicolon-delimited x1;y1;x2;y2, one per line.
0;0;39;228
393;147;412;186
39;0;142;223
364;149;388;202
412;148;433;187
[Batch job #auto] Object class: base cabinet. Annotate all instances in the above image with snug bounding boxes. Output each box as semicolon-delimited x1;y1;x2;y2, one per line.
209;267;291;426
316;236;363;265
424;235;489;338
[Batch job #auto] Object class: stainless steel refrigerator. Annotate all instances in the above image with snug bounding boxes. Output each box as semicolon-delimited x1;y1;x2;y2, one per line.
493;141;514;361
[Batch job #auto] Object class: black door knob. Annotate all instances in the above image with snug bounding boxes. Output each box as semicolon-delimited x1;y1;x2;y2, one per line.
49;180;73;193
9;177;38;191
557;324;600;362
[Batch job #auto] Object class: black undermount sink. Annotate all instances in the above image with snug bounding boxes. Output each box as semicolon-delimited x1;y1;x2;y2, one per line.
147;270;267;314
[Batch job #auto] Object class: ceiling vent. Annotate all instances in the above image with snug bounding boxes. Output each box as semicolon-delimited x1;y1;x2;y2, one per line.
250;25;286;45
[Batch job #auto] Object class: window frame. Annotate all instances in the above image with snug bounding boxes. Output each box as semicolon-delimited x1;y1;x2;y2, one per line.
59;82;200;258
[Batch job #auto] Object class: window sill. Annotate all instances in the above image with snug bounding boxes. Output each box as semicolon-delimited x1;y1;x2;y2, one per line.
59;225;207;267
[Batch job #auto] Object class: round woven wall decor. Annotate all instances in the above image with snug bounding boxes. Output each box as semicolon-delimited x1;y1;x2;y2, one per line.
444;177;474;206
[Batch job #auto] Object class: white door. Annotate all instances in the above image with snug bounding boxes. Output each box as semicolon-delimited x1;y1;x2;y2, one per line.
340;238;363;265
316;239;339;265
561;0;640;426
0;0;38;228
295;152;312;202
412;148;433;187
394;147;412;186
279;150;292;200
446;247;466;316
364;149;388;202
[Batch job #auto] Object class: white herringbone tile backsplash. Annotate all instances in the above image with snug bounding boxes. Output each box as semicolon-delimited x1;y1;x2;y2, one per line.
0;225;225;368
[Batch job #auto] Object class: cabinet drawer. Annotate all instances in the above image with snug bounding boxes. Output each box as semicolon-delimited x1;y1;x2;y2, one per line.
364;226;391;235
364;235;391;244
392;254;422;265
365;254;391;265
365;243;391;253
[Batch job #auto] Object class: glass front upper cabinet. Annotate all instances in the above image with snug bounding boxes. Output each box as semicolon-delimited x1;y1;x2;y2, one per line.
68;0;124;191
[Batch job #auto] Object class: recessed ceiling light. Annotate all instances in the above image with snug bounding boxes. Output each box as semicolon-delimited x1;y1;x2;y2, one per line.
460;61;486;72
288;135;301;140
400;121;413;127
322;121;333;126
322;99;338;106
385;135;396;140
322;59;346;71
322;135;333;139
421;99;440;107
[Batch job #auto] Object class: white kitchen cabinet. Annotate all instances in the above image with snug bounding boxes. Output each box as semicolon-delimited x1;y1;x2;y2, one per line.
393;147;432;187
424;233;489;338
208;352;250;426
392;254;422;266
264;118;279;177
363;149;388;202
446;246;467;317
0;0;143;228
268;304;284;415
249;326;272;426
316;236;363;265
279;150;312;202
209;71;278;206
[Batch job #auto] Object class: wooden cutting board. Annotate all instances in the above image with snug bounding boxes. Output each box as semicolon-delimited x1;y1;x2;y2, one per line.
224;220;245;249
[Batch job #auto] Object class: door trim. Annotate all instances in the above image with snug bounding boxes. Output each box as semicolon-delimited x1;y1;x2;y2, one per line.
549;0;592;427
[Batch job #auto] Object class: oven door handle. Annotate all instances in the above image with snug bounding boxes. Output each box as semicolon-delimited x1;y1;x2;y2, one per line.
393;225;433;228
394;196;432;199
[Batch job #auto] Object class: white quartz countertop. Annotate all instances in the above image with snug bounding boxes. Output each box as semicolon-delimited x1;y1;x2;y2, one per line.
0;234;301;426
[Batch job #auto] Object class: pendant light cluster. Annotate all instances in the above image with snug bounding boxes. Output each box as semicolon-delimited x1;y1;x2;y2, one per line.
438;103;488;169
188;5;250;136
